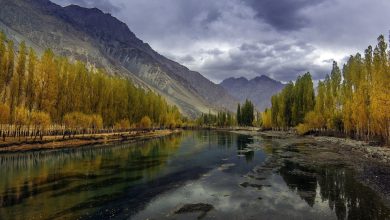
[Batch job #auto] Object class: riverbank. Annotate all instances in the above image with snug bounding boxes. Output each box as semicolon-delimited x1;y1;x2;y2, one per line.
0;129;181;153
232;130;390;207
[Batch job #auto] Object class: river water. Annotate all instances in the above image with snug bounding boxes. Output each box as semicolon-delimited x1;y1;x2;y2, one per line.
0;131;389;219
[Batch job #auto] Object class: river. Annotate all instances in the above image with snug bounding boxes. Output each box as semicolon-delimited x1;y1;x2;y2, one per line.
0;131;389;219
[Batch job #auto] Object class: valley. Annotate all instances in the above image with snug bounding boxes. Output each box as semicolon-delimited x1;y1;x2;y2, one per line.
0;0;389;219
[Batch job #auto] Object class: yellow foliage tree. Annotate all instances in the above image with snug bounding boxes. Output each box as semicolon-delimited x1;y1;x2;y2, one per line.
114;118;131;130
30;111;51;140
140;116;152;129
0;103;10;124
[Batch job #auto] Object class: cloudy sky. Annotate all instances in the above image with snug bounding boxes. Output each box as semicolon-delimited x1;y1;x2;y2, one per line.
52;0;390;83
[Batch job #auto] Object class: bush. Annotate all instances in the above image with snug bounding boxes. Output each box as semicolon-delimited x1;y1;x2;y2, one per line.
304;111;325;129
30;111;51;130
114;119;131;130
140;116;152;129
91;114;103;130
296;123;310;135
14;107;29;126
63;112;91;130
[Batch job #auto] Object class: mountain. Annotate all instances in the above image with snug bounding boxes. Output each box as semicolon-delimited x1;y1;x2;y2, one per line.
0;0;238;118
220;75;285;111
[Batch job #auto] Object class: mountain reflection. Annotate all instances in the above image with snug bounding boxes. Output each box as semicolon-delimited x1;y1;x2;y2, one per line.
279;161;390;220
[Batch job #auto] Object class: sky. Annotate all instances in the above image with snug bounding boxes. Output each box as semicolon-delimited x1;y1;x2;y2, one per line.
52;0;390;83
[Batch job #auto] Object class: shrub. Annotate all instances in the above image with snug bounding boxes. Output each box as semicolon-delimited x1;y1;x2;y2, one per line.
140;116;152;129
296;123;310;135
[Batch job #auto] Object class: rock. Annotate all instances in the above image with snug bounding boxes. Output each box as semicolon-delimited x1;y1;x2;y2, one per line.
240;182;271;190
175;203;214;219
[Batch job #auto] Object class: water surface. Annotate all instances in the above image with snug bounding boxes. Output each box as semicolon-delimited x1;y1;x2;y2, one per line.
0;131;389;219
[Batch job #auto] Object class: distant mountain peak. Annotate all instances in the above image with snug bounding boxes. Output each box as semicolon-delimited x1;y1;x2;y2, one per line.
252;75;279;84
222;75;279;85
220;75;285;111
222;76;248;83
255;74;271;80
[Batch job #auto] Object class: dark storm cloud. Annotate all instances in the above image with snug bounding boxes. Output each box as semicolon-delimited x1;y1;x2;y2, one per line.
243;0;325;31
179;55;196;63
200;40;326;82
201;10;222;27
51;0;390;83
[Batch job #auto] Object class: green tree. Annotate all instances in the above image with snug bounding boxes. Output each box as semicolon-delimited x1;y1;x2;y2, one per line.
236;104;241;126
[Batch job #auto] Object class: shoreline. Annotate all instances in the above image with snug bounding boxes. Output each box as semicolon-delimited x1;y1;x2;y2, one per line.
0;129;181;153
231;129;390;208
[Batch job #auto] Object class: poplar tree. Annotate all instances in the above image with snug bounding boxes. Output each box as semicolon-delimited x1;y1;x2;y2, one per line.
25;48;36;111
236;104;241;126
15;42;27;106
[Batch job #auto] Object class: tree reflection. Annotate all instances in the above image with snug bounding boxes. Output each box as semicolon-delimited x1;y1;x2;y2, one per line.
236;135;254;162
0;133;182;219
279;161;390;219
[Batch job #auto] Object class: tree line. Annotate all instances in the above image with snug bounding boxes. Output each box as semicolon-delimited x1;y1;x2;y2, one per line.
196;99;257;127
236;99;255;126
196;111;235;127
261;35;389;144
0;32;183;140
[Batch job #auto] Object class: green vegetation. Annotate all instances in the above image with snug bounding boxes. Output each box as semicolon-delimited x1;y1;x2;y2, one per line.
262;35;390;144
196;99;256;127
196;110;235;127
265;72;315;129
0;32;183;140
236;100;255;126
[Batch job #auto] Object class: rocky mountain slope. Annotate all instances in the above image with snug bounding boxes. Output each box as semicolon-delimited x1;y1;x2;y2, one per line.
220;75;285;111
0;0;238;118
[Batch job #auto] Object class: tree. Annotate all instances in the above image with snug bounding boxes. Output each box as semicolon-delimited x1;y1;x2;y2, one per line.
14;107;29;141
240;99;254;126
4;40;14;88
261;108;272;130
15;42;27;106
0;32;6;94
140;116;152;129
262;34;389;144
236;104;241;126
0;33;182;137
114;118;131;130
0;103;10;124
25;48;36;111
63;112;91;132
313;81;326;129
37;49;58;117
91;114;103;130
14;107;29;127
30;111;51;140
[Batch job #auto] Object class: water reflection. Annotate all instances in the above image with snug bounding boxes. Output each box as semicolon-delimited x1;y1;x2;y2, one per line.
0;131;389;220
279;161;390;220
237;135;254;162
0;134;183;219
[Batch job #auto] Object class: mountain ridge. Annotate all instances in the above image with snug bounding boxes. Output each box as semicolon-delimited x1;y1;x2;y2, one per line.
0;0;238;118
220;75;285;111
